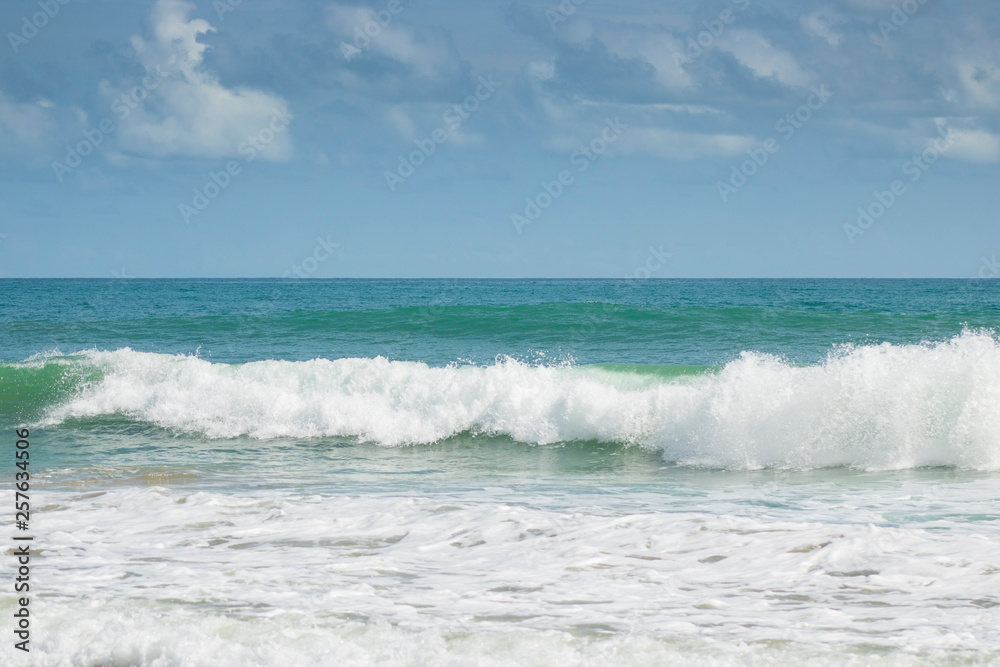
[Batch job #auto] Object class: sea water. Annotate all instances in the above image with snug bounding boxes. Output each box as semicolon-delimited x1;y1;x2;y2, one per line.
1;279;999;665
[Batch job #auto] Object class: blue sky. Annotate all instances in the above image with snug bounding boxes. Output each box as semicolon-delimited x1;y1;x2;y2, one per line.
0;0;998;278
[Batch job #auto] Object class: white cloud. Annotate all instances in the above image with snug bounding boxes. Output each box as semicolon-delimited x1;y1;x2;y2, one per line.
544;126;755;160
326;4;462;82
861;117;1000;164
801;10;842;48
593;26;693;92
945;128;1000;162
108;0;292;161
954;59;1000;111
0;97;52;149
840;0;899;11
612;127;757;160
526;60;556;82
718;30;811;88
582;101;723;116
934;119;1000;163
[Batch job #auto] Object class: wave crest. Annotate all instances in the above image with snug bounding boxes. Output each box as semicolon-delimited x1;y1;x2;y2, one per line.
32;332;1000;469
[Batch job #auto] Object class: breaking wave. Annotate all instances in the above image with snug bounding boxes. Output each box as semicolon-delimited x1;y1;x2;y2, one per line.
7;331;1000;469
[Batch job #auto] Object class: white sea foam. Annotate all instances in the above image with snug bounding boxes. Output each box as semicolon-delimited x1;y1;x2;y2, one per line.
41;331;1000;469
22;480;1000;666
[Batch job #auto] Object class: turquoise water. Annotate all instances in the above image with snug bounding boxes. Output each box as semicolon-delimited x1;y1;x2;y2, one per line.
2;279;1000;665
4;278;999;366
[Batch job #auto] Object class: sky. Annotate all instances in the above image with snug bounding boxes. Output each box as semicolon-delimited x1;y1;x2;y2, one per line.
0;0;998;278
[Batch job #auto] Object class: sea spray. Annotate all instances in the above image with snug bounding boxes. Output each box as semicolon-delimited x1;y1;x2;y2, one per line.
18;330;1000;470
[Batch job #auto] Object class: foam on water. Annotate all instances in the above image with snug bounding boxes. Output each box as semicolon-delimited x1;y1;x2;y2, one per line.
19;479;1000;666
28;606;988;667
31;331;1000;470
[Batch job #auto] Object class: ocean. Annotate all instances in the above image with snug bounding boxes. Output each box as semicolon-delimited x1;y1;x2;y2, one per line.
2;278;999;665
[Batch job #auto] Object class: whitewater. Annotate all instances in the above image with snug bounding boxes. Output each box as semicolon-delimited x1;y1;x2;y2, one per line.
26;330;1000;469
3;279;1000;666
